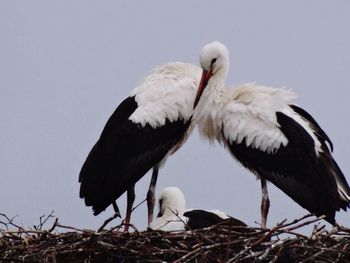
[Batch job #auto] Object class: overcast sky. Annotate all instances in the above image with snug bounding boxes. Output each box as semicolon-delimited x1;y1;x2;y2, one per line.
1;1;349;232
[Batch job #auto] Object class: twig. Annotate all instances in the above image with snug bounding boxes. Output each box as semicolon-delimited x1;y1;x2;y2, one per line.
53;222;88;232
34;211;55;230
0;213;25;231
284;215;325;232
97;198;147;232
97;213;120;233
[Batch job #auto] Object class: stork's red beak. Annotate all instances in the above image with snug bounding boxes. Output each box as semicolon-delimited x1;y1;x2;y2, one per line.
193;69;213;109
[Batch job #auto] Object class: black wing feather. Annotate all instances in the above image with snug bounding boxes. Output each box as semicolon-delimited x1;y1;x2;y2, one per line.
79;96;191;215
227;109;349;224
290;104;333;152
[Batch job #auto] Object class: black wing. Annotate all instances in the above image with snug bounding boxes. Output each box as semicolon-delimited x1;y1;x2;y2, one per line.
183;210;247;230
227;107;350;224
79;96;191;215
290;104;333;151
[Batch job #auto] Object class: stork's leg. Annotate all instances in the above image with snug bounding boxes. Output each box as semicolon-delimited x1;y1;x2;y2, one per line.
147;165;159;226
112;201;121;218
124;185;135;232
260;178;270;228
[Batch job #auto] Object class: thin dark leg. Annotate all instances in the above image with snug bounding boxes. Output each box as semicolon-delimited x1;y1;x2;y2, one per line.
112;201;121;218
124;185;135;232
260;178;270;228
147;165;159;226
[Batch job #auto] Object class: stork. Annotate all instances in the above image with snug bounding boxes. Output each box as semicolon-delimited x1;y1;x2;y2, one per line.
193;41;350;227
149;187;246;231
79;62;201;230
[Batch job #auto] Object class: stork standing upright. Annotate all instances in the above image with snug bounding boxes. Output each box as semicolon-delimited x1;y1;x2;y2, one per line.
79;62;201;230
193;41;350;227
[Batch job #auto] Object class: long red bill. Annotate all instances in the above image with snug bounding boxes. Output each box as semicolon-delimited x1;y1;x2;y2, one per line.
193;69;213;109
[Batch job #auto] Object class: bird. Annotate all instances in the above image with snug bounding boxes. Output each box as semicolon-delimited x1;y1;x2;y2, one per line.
192;41;350;227
149;187;247;231
79;62;202;230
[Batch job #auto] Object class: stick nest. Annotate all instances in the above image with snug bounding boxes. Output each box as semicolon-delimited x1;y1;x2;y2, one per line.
1;213;350;263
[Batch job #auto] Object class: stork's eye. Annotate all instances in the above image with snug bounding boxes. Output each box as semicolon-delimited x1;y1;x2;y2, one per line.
211;58;217;65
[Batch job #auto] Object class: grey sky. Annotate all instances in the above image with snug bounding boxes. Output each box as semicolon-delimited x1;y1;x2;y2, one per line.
1;1;349;231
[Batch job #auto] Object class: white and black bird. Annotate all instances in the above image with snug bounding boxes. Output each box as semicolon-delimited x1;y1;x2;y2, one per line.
79;63;201;230
192;41;350;227
149;187;246;231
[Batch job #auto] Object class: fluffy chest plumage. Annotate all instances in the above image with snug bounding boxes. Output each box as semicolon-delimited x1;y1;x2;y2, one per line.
194;87;227;143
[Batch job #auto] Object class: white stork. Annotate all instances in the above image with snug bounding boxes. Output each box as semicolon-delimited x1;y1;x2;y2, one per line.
149;187;246;231
193;41;350;227
79;62;201;230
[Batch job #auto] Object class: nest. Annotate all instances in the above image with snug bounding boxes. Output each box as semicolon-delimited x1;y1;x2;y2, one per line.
1;213;350;263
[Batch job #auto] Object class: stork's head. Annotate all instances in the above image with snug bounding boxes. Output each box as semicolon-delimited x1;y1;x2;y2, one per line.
157;187;186;217
194;41;230;108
